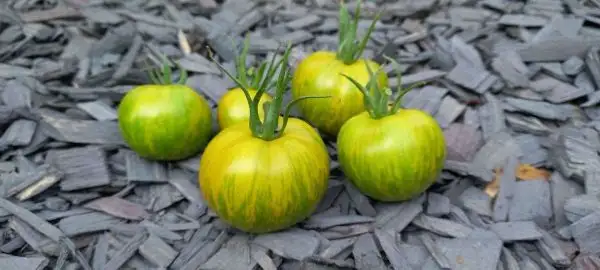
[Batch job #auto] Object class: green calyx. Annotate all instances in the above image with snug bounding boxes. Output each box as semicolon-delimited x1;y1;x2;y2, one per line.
341;56;427;119
210;37;330;141
336;0;381;65
146;55;189;85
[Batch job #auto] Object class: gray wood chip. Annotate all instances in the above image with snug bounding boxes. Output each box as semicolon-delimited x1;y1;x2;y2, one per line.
37;108;125;145
402;86;448;115
343;181;376;217
319;237;357;259
375;195;424;233
587;46;600;90
84;196;149;221
500;247;520;270
517;37;600;62
458;187;493;217
304;215;374;230
550;172;584;228
479;93;507;140
124;150;168;182
286;14;322;30
535;229;571;268
253;229;319;261
103;230;148;270
498;14;548;27
445;63;497;94
200;234;256;270
493;156;518;222
508;180;553;229
352;233;387;270
503;97;570;121
57;212;123;236
426;193;451;217
434;235;503;270
76;100;117;121
46;146;111;191
418;233;452;269
0;255;48;270
133;183;185;212
374;230;414;270
0;164;63;201
276;30;314;45
444;123;482;162
390;70;447;88
0;119;37;149
562;56;585;75
491;51;530;88
570;210;600;254
412;214;473;238
0;198;92;269
434;95;466;128
1;80;32;109
490;221;542;242
564;195;600;223
585;169;600;196
542;79;591;103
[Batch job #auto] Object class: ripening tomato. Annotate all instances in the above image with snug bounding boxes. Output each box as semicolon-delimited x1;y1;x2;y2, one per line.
200;39;330;233
118;63;212;161
217;88;273;130
290;2;388;137
292;52;388;136
199;118;329;233
336;57;446;202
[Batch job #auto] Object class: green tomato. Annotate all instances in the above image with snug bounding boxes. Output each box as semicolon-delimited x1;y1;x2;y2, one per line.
118;84;212;161
337;109;446;202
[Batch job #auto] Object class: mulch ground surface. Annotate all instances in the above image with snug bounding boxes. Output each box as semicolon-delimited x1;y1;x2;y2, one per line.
0;0;599;269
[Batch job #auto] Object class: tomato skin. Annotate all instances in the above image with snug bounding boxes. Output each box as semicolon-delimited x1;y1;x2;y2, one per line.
199;118;330;233
337;109;446;202
291;51;388;136
217;88;273;130
117;84;212;161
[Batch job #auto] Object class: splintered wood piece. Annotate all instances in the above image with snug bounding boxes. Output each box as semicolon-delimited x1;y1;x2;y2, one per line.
0;198;92;270
46;146;111;191
84;197;149;221
103;230;148;270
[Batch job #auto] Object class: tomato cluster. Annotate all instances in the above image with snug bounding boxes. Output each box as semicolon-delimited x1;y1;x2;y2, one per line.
116;1;446;234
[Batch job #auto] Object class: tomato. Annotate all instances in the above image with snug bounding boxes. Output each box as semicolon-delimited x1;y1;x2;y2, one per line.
200;39;330;233
291;2;388;137
292;52;387;136
118;63;212;161
199;118;329;233
217;88;273;130
336;57;446;202
337;110;446;201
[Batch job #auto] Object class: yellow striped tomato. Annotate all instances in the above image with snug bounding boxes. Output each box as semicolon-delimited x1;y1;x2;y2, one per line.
199;118;329;233
291;2;388;137
337;58;446;202
292;52;387;136
217;88;272;130
118;62;212;161
200;39;330;233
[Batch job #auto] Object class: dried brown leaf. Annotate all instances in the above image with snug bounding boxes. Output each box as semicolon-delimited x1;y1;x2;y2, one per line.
485;164;551;198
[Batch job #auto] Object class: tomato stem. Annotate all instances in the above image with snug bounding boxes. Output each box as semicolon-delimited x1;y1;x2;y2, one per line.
336;0;381;65
144;55;189;85
342;56;429;119
209;38;329;140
